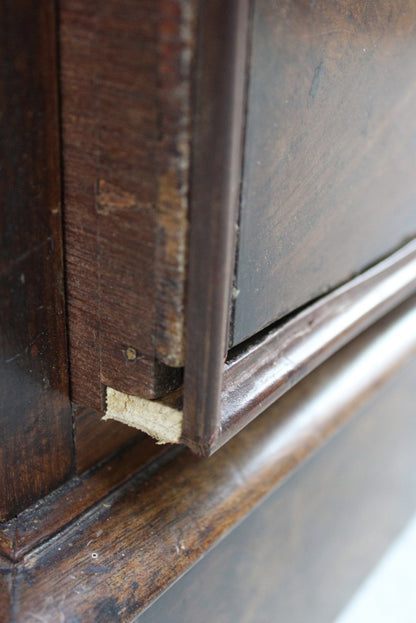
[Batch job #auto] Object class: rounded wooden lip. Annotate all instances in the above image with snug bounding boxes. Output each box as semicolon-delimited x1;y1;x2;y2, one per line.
106;239;416;455
215;240;416;453
184;237;416;455
8;296;416;620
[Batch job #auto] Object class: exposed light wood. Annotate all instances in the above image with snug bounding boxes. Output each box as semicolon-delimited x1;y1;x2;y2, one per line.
105;388;183;445
4;2;416;619
57;0;416;458
114;241;416;452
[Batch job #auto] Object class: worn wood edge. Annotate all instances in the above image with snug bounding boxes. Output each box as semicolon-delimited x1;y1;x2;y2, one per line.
11;298;416;622
154;0;197;367
182;0;251;447
208;239;416;453
62;1;190;405
0;436;168;562
104;387;183;445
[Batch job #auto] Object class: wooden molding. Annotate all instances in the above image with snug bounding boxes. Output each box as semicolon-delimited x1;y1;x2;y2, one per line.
7;297;416;621
106;240;416;454
215;239;416;452
0;436;170;562
65;1;416;456
181;0;252;447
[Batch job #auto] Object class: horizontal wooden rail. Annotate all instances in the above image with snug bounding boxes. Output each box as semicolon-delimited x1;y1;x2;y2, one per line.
216;239;416;452
9;296;416;621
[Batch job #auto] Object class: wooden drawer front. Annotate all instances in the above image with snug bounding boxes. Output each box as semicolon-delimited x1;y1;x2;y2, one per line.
58;1;416;456
232;0;416;346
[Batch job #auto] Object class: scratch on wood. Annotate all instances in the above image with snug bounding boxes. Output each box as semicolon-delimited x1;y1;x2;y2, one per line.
96;180;152;214
309;61;325;100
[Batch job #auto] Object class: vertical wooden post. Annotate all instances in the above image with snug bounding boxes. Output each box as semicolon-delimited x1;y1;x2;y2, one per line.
0;0;73;519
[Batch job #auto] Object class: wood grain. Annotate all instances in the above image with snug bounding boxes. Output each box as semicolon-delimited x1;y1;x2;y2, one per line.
8;298;416;621
183;238;416;455
106;241;416;453
216;241;416;452
138;356;416;623
0;435;170;562
183;0;251;449
60;0;193;409
0;521;14;563
0;0;73;519
73;404;141;475
155;0;195;366
233;0;416;345
60;0;101;409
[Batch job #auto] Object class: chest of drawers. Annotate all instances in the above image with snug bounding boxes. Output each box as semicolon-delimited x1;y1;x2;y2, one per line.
1;1;416;620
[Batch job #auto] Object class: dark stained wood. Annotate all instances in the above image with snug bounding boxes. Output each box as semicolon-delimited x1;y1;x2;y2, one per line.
73;0;416;457
138;358;416;623
74;404;141;475
0;0;73;519
60;0;193;409
60;0;101;409
0;436;170;562
216;241;416;452
176;0;416;455
181;239;416;455
9;299;416;621
232;0;416;345
182;0;251;450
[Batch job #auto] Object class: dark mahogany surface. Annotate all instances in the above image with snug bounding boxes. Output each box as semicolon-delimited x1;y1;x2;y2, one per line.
0;0;73;519
139;356;416;623
233;0;416;345
5;301;416;621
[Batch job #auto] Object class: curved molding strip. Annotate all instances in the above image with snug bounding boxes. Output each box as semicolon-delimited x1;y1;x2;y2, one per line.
106;240;416;454
14;297;416;621
215;239;416;453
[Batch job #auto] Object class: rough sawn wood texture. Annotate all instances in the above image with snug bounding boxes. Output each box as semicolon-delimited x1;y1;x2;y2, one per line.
60;0;194;410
